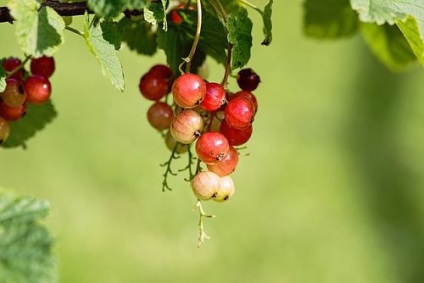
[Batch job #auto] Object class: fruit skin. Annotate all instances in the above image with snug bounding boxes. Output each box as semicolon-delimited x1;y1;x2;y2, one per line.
170;110;204;144
147;102;174;131
24;75;52;105
30;56;55;78
2;57;25;81
0;116;10;144
213;176;235;202
224;96;255;129
0;102;26;121
229;90;258;113
220;120;253;146
149;64;173;80
237;68;261;91
191;171;220;200
138;72;169;101
199;82;225;111
207;146;239;176
195;131;230;165
172;73;206;108
1;78;26;107
164;130;188;154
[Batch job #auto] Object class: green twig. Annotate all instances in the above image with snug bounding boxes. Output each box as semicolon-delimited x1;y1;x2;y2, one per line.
6;55;31;79
161;142;180;191
65;26;84;37
239;0;264;15
194;200;215;247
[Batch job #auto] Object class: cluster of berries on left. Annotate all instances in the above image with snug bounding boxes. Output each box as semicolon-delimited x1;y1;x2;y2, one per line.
0;56;55;144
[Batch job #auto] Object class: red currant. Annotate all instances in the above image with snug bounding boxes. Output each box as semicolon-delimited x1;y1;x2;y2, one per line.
147;101;174;131
220;120;253;146
149;64;173;79
172;73;206;108
1;78;26;107
191;171;220;200
139;72;169;101
24;75;52;104
229;90;258;113
30;56;55;78
0;101;26;121
0;116;10;144
199;82;225;111
237;68;261;91
2;57;25;81
224;96;255;129
195;131;230;165
170;109;203;144
207;146;239;176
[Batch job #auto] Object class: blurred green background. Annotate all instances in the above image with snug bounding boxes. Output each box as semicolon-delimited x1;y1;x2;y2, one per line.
2;1;424;282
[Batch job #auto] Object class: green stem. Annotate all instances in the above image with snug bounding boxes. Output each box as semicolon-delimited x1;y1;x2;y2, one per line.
195;200;215;247
239;0;264;15
65;26;84;37
221;43;233;87
6;55;31;79
184;0;202;73
161;142;180;191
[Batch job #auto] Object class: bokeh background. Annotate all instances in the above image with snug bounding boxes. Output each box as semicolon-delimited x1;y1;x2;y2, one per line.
2;0;424;282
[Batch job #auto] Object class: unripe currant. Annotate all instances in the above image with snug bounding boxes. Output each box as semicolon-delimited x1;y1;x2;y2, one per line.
170;109;203;144
0;116;10;144
24;75;52;104
147;101;174;131
207;146;239;176
172;73;206;108
237;68;261;91
199;82;225;111
224;96;255;129
191;171;220;200
195;131;230;165
220;120;253;146
214;176;235;202
1;78;26;107
30;56;55;78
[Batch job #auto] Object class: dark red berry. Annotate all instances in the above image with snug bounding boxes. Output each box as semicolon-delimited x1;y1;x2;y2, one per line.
2;57;25;81
30;56;55;78
199;82;225;111
24;75;52;104
224;96;255;129
172;73;206;108
147;101;174;131
169;9;183;25
220;120;253;146
139;72;169;101
149;64;173;80
0;101;26;121
237;68;261;91
195;131;230;165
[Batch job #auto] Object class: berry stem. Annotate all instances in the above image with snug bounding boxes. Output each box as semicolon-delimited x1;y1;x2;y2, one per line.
161;142;180;191
184;0;202;73
238;0;264;15
208;0;228;22
194;200;215;247
6;55;31;79
65;26;84;37
222;43;233;87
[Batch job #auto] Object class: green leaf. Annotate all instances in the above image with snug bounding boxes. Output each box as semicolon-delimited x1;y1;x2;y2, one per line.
262;0;273;45
0;191;56;283
157;26;190;75
227;8;253;70
361;22;416;71
84;18;125;91
119;18;157;56
7;0;65;57
87;0;147;19
2;100;57;148
350;0;424;39
0;62;6;93
304;0;359;39
397;16;424;65
144;0;167;30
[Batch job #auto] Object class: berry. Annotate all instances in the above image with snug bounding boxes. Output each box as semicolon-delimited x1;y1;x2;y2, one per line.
214;176;235;202
2;57;25;81
24;75;52;104
147;102;174;131
191;171;220;200
220;120;253;146
199;82;225;111
139;72;169;101
224;96;255;129
164;130;188;154
207;146;239;176
0;102;26;121
229;90;258;113
195;132;230;165
169;9;183;25
170;109;204;144
1;78;26;107
30;56;55;78
0;116;10;144
237;68;261;91
149;64;173;80
172;73;206;108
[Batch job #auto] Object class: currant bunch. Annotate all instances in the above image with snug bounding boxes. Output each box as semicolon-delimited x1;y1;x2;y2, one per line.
139;64;261;201
0;55;55;144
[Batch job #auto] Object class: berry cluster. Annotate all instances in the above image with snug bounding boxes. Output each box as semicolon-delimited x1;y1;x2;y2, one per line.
139;64;261;203
0;56;55;144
